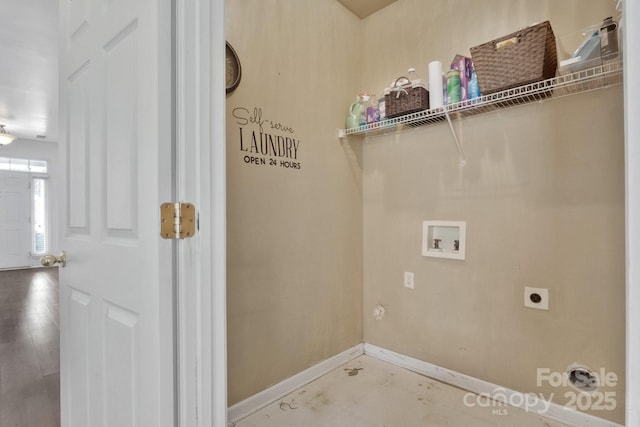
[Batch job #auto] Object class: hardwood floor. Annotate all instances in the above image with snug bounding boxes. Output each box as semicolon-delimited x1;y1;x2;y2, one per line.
0;267;60;427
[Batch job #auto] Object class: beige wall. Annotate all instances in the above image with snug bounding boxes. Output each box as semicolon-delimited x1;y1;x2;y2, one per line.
361;0;624;423
225;0;364;406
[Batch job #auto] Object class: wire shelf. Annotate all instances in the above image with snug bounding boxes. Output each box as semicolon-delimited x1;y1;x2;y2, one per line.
338;59;623;138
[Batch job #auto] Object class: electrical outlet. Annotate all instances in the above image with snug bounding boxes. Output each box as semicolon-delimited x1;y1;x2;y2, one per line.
524;287;549;310
404;272;414;289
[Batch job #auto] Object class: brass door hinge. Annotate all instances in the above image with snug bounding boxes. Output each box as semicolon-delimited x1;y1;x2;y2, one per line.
160;202;196;239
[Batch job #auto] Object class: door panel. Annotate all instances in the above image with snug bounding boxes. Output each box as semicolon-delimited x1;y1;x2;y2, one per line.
68;0;89;40
104;303;137;427
59;0;173;426
67;63;90;232
104;22;138;234
68;289;90;426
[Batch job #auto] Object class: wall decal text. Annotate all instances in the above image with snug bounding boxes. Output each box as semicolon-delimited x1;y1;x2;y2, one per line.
233;107;302;171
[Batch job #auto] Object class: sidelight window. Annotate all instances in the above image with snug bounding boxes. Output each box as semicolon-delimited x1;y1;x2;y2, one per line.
32;177;48;255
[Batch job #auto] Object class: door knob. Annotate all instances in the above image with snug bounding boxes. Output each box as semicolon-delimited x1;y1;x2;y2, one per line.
40;251;67;268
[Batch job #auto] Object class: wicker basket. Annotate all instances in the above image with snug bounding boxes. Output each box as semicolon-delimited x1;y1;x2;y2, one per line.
470;21;557;95
384;77;429;118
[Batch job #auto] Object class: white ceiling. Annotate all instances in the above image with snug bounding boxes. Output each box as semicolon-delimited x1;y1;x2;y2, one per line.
0;0;58;143
0;0;394;144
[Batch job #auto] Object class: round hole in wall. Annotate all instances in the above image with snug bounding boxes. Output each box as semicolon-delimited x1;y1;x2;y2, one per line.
567;365;599;393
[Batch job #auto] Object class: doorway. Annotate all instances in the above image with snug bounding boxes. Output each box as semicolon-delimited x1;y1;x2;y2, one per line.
1;0;227;425
0;160;51;270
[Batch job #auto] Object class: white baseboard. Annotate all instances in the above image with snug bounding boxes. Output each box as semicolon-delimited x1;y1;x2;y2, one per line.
227;343;364;425
364;343;624;427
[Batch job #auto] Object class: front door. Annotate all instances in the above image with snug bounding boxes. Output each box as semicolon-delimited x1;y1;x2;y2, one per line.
0;171;31;269
58;0;174;426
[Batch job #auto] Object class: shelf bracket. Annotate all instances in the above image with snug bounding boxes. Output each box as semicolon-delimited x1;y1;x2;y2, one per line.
443;106;465;166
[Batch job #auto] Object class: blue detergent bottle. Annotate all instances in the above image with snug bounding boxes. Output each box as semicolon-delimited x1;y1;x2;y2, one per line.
468;70;481;100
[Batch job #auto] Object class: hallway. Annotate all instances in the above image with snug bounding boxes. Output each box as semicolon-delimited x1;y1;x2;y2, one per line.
0;267;60;427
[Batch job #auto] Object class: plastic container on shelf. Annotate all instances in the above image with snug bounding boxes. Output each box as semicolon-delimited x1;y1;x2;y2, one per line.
468;70;481;100
559;30;602;74
366;94;379;124
446;70;461;104
358;93;371;126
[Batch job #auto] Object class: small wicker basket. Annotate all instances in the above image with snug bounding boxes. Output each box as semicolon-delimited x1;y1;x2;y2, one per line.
470;21;558;95
384;77;430;118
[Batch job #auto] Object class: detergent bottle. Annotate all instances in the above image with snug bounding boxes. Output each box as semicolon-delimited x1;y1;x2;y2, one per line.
346;94;369;129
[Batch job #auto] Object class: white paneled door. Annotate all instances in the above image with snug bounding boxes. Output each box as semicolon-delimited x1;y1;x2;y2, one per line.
0;171;31;269
58;0;174;426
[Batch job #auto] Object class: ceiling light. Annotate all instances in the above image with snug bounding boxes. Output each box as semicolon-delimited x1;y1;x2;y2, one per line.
0;125;17;146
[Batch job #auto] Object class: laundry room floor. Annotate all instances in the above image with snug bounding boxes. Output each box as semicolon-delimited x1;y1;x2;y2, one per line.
232;355;571;427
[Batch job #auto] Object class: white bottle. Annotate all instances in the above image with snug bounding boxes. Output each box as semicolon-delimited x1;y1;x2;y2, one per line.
407;67;417;85
428;60;444;109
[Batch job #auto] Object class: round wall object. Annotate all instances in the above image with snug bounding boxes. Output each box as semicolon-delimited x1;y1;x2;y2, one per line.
226;41;241;93
567;364;599;393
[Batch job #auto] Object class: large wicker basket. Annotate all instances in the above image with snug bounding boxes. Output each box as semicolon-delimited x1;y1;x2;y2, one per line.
384;77;429;118
470;21;557;95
